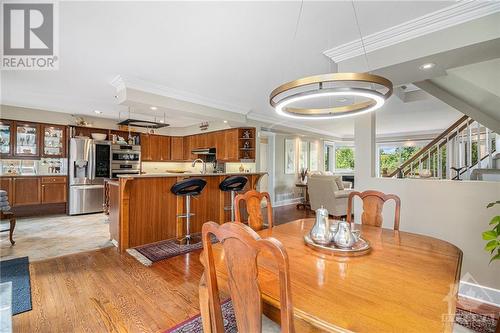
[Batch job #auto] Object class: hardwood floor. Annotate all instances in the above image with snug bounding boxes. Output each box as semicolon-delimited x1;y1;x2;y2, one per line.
13;204;311;333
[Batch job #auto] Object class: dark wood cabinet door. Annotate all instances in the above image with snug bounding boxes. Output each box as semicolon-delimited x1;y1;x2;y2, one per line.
0;120;14;158
149;135;162;161
41;183;67;204
14;122;40;158
214;131;225;161
41;124;67;158
183;136;196;160
12;177;41;206
170;137;184;161
160;136;171;161
0;178;13;198
224;129;239;161
140;134;152;161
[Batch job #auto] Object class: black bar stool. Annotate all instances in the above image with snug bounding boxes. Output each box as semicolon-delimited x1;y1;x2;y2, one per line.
219;176;248;221
171;178;207;245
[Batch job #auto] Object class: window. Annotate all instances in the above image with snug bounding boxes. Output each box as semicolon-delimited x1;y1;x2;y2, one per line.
335;145;355;171
299;140;309;171
324;142;354;172
309;141;319;171
377;142;426;177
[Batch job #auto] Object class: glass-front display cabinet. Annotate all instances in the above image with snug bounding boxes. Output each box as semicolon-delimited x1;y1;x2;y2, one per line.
42;124;66;157
0;120;13;157
14;122;40;158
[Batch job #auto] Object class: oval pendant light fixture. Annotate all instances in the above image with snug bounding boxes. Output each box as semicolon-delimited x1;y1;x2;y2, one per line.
270;2;393;120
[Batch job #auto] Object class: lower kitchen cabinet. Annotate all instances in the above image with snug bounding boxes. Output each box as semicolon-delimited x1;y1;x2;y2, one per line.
0;175;67;216
41;177;67;204
12;177;41;206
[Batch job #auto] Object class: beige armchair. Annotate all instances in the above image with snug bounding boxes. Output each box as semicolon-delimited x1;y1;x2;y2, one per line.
307;175;354;217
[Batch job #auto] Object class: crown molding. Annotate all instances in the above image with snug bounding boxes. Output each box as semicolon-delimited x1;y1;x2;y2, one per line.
109;75;251;115
324;1;500;63
247;111;343;140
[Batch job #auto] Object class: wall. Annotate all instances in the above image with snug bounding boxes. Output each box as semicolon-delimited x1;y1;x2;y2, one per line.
272;133;325;206
354;112;500;300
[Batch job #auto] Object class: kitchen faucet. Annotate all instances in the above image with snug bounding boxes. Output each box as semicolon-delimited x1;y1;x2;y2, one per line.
192;158;207;174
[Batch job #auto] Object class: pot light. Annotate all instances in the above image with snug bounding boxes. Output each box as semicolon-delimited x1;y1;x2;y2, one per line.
94;110;102;114
419;63;435;70
223;120;228;124
159;119;164;123
150;106;158;111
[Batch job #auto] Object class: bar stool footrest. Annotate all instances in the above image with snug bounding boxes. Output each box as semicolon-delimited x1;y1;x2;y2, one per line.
176;234;201;245
177;213;195;218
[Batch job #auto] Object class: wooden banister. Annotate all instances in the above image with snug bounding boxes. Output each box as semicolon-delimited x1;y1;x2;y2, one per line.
389;115;470;177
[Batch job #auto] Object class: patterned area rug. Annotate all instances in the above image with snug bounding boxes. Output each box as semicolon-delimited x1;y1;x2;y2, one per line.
455;308;498;333
164;299;236;333
127;233;217;266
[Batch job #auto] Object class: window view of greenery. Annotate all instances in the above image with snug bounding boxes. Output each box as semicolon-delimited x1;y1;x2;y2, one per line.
379;146;421;176
335;146;355;170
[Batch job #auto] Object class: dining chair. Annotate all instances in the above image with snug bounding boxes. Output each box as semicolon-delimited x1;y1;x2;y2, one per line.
346;190;401;230
199;221;294;333
234;190;273;230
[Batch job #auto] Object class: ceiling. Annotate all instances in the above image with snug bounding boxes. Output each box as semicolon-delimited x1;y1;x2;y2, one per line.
1;1;473;137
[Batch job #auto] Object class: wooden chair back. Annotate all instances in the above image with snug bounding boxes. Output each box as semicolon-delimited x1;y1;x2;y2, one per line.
234;190;273;230
201;221;294;333
346;190;401;230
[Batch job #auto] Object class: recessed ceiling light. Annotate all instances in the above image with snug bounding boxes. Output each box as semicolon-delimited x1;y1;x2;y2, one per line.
159;119;164;123
150;106;158;110
419;63;435;70
94;110;102;114
223;120;228;124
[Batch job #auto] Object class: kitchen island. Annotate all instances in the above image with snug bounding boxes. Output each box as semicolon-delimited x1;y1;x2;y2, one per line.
108;172;265;252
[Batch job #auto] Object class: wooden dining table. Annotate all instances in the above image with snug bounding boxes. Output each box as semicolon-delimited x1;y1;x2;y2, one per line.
210;218;463;332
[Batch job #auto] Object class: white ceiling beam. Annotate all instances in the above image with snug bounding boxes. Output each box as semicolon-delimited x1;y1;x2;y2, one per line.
324;1;500;63
415;80;500;133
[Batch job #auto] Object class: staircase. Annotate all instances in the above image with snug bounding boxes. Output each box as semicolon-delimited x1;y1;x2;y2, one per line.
389;115;498;180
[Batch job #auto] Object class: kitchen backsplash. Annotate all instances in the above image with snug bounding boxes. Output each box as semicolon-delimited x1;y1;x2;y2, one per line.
0;158;68;176
141;162;256;174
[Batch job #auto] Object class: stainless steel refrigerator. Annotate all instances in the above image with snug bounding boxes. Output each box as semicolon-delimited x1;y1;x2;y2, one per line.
68;138;111;215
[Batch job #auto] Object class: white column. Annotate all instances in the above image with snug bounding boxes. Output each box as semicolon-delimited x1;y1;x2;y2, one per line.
354;112;376;223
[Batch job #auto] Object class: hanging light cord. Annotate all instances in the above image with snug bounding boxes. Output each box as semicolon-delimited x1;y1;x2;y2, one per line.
293;0;304;40
351;0;370;72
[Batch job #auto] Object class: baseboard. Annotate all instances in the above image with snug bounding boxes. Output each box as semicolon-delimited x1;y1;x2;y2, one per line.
459;280;500;307
273;198;303;207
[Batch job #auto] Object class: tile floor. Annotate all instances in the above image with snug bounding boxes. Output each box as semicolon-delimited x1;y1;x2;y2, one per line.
0;213;112;261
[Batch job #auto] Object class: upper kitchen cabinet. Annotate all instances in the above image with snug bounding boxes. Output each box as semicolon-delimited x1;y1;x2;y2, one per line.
140;134;152;161
170;137;184;161
146;134;170;161
14;121;40;158
0;120;14;158
219;129;239;161
42;124;66;158
160;136;171;161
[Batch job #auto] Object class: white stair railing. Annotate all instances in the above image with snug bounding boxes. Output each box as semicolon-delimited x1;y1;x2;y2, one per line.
391;116;497;180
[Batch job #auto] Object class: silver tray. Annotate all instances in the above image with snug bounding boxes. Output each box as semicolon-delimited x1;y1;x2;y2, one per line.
304;234;371;257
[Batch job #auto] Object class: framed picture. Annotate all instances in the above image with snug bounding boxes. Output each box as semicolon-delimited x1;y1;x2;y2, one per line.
284;138;296;174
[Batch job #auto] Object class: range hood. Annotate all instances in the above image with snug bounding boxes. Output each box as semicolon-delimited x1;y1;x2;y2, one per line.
117;119;169;129
192;148;216;155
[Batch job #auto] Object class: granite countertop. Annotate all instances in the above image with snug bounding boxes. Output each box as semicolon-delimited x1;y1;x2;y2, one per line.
118;172;267;178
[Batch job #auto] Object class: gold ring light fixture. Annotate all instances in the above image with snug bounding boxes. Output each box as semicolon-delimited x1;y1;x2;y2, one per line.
270;2;393;120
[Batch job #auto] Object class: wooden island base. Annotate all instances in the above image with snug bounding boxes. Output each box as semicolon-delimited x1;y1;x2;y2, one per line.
108;173;264;252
